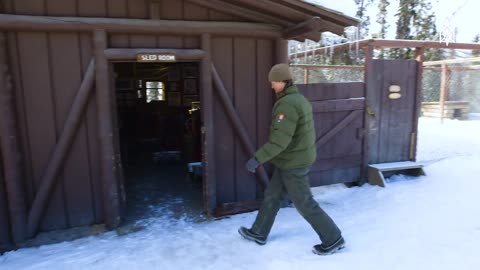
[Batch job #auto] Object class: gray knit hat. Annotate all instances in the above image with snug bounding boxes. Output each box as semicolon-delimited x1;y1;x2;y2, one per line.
268;63;293;82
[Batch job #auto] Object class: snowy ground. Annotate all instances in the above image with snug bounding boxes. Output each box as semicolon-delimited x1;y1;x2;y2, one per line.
1;117;480;270
417;117;480;162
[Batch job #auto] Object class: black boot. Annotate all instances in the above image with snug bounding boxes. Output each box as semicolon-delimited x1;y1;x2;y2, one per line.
312;236;346;255
238;227;267;245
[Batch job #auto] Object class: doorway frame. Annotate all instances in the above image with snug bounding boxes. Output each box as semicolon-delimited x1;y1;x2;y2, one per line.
96;33;216;227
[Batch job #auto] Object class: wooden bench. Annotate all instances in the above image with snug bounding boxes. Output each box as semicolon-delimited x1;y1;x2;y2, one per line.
368;161;426;187
421;101;470;120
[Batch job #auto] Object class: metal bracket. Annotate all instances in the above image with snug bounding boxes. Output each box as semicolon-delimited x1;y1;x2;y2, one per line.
366;106;376;116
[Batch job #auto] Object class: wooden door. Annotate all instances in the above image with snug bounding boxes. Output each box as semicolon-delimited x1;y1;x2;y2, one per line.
367;60;418;164
298;82;366;186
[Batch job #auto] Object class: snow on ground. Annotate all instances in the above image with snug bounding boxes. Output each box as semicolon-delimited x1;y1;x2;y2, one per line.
417;117;480;162
1;118;480;270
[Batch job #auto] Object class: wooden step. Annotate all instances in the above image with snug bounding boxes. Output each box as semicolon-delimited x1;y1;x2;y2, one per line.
368;161;426;187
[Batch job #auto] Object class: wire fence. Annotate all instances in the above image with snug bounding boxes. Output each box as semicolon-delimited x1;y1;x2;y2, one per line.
422;68;480;113
290;65;364;84
290;43;480;120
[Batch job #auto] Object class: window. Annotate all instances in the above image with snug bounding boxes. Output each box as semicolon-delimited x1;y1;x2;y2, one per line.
145;81;165;103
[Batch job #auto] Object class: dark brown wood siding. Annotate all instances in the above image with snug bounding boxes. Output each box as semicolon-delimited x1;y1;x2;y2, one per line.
299;82;365;186
3;0;275;230
5;0;243;51
212;38;275;204
8;31;101;231
5;2;102;232
0;151;13;250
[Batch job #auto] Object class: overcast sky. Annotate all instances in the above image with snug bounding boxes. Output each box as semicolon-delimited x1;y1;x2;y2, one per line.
309;0;479;43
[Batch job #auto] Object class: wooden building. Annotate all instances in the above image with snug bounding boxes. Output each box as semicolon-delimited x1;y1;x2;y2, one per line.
0;0;358;251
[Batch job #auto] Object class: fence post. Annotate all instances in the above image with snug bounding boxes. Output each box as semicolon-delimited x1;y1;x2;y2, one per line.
303;68;309;84
411;47;424;161
439;63;450;123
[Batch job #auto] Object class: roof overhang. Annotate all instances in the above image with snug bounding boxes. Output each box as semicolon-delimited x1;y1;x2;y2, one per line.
186;0;359;42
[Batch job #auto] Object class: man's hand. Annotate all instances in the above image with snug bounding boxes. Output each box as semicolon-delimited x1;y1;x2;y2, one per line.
245;157;260;173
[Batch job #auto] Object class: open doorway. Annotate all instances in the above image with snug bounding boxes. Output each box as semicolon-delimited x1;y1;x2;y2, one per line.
113;62;204;224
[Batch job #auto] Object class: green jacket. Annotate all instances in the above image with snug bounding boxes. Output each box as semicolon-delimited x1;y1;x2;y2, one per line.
255;85;317;170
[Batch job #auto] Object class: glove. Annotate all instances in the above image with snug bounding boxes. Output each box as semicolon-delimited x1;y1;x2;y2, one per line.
245;157;260;173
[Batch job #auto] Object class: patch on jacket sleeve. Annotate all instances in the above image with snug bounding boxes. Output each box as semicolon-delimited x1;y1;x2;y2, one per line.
277;113;285;122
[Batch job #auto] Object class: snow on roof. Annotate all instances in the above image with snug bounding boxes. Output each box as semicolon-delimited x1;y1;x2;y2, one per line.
303;0;359;22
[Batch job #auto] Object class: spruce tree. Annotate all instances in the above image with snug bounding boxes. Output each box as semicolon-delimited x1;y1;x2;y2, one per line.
413;0;436;40
391;0;413;59
377;0;390;38
376;0;390;58
392;0;440;60
354;0;375;38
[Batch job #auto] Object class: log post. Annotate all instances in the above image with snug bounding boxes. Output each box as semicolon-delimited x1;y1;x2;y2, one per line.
361;44;374;184
94;29;121;229
0;32;27;243
27;60;96;237
275;38;289;64
211;64;269;188
200;33;217;214
282;17;323;41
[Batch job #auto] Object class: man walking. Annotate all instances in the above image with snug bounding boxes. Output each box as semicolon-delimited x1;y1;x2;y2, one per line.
239;64;345;255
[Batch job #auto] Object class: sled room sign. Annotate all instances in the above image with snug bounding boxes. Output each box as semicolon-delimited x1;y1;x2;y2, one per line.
137;53;176;62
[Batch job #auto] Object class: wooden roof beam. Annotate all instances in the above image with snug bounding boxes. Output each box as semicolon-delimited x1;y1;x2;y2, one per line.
276;0;359;27
234;0;355;34
320;20;347;36
187;0;288;26
283;17;323;41
234;0;349;35
232;0;306;21
0;14;282;38
187;0;320;41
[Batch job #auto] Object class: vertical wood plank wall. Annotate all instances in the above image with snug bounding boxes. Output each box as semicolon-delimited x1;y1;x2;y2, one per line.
299;83;365;186
2;0;275;232
0;151;13;250
368;59;417;164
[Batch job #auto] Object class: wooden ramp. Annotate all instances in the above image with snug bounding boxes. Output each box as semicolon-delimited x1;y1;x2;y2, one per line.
368;161;426;187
